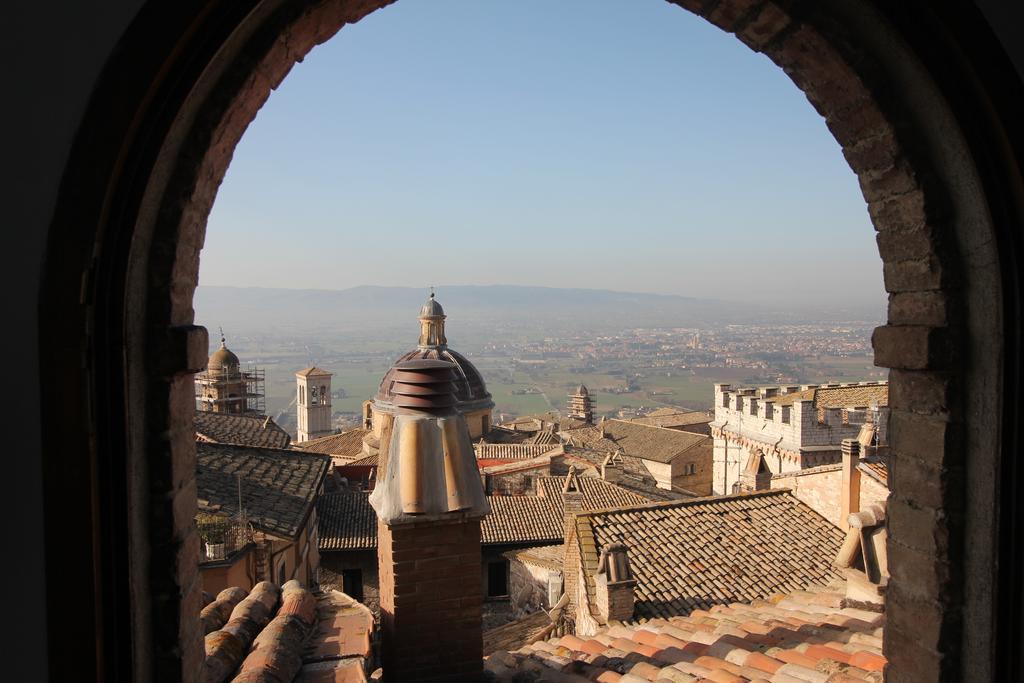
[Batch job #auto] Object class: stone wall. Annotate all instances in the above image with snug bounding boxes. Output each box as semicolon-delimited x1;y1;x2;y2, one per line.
771;465;890;527
319;550;380;617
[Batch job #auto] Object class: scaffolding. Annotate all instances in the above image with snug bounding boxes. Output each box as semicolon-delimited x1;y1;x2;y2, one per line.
194;364;266;415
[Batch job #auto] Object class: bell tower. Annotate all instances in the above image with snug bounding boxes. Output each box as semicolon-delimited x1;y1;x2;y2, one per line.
295;366;334;442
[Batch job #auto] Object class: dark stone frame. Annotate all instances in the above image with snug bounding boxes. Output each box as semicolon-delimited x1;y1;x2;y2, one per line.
37;1;1023;680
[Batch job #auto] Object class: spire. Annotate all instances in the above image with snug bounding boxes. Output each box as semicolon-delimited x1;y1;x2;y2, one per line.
219;326;227;348
417;290;447;349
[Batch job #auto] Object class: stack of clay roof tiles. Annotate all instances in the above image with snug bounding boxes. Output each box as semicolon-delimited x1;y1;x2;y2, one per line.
202;581;373;682
196;442;330;540
293;428;369;459
195;411;292;449
483;611;555;657
576;490;845;622
483;580;886;682
317;477;651;550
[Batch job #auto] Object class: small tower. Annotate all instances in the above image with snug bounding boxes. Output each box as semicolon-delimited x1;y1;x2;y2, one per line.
567;384;595;424
295;367;334;442
418;290;447;348
194;332;265;415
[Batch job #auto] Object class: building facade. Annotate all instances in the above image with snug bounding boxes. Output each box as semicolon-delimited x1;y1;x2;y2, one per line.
295;366;334;442
710;381;889;495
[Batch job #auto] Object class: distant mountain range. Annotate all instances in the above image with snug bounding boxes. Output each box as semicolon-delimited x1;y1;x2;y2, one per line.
194;284;881;336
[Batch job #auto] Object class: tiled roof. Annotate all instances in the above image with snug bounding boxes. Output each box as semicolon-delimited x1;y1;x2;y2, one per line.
859;458;889;486
577;490;845;621
294;428;368;457
318;477;651;550
483;611;553;657
475;443;558;460
536;476;650;510
627;408;713;429
317;492;377;550
570;420;710;463
484;581;886;682
768;383;889;409
203;582;372;682
194;411;291;449
196;442;329;540
343;453;378;467
482;497;563;544
296;366;333;377
504;544;565;572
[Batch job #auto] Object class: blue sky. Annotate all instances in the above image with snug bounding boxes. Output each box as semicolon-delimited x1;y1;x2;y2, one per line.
202;0;884;310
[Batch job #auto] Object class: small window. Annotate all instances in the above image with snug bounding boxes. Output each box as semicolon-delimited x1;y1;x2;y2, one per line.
817;407;826;424
781;406;791;424
487;560;509;598
342;568;364;601
683;463;696;476
749;399;758;416
765;404;774;420
722;394;730;408
737;397;743;412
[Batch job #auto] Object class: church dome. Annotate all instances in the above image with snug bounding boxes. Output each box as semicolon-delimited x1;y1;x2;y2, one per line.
420;292;445;318
377;347;490;407
376;293;492;412
207;336;240;375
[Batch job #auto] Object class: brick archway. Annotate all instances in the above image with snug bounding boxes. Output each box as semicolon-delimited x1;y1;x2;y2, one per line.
40;1;1021;680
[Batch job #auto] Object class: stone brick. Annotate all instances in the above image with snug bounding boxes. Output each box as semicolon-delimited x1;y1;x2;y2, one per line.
872;325;953;370
842;130;899;176
888;409;962;467
887;494;949;556
705;0;765;33
888;369;955;416
876;225;938;263
858;162;920;204
883;626;944;683
868;191;929;233
887;539;952;603
889;453;962;512
888;292;951;327
882;256;946;293
735;2;791;52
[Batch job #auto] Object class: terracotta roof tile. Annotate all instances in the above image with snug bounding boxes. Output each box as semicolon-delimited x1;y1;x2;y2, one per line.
294;428;368;457
318;477;651;550
576;491;845;622
203;582;371;682
570;420;710;464
485;581;886;682
194;411;291;449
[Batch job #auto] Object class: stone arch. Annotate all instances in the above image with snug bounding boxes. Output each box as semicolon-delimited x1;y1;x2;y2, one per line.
38;1;1022;680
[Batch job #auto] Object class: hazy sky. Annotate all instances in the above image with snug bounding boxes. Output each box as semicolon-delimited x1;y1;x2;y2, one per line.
202;0;885;310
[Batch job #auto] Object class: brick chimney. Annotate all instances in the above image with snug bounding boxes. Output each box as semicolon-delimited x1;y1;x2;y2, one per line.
601;451;623;484
560;466;585;623
368;360;489;682
738;448;771;492
595;543;636;622
841;438;862;530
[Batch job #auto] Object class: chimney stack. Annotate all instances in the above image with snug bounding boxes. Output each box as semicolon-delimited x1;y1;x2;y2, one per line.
368;360;489;682
595;543;637;622
841;438;862;530
601;452;623;485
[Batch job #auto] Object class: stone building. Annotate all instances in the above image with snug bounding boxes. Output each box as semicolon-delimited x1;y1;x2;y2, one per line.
295;366;334;442
710;381;889;495
566;384;594;424
195;442;330;596
193;334;266;415
565;418;714;495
